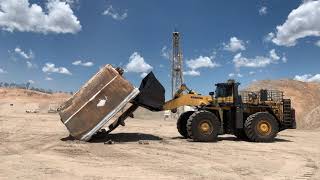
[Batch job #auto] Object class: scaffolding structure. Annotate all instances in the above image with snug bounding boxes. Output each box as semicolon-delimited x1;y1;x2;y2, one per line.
171;31;184;118
171;31;184;98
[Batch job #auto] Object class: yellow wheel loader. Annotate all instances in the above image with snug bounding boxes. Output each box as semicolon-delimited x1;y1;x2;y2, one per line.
58;66;296;142
131;72;296;142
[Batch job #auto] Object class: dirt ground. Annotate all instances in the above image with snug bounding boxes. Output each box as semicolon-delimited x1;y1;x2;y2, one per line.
1;110;320;180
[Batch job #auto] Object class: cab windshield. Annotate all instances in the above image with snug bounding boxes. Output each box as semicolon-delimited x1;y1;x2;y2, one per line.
215;85;232;98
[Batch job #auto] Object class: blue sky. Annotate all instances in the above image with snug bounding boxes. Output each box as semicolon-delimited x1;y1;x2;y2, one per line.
0;0;320;98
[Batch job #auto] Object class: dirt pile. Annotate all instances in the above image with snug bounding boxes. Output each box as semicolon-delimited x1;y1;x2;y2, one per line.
246;79;320;129
0;88;70;114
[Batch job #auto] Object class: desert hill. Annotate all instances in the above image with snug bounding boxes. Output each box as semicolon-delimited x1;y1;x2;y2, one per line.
0;88;71;114
247;79;320;129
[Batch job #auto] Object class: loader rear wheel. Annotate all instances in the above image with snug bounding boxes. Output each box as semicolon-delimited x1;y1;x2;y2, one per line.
177;111;194;138
187;110;221;142
244;112;279;142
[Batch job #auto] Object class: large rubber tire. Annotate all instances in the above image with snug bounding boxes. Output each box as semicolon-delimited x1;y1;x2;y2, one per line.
234;129;249;140
244;112;279;142
187;110;221;142
177;111;194;138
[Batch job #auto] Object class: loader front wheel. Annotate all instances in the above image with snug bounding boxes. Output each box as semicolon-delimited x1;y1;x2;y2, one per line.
177;111;194;138
187;110;221;142
244;112;279;142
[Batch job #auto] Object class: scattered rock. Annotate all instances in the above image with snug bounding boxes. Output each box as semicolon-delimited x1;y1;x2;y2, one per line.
104;140;114;145
138;140;149;145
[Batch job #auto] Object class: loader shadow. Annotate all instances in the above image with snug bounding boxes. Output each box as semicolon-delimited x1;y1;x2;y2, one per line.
89;132;163;143
171;136;292;143
218;136;292;142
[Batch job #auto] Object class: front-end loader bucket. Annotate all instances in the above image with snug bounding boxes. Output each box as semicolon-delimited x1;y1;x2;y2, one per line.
133;72;165;111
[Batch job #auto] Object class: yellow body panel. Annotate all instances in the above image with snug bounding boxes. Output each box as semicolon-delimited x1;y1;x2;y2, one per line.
163;94;213;110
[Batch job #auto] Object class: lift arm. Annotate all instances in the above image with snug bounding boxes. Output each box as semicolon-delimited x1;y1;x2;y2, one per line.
163;94;213;110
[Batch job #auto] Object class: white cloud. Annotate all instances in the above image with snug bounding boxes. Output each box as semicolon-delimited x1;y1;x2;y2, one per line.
259;6;267;15
294;74;320;82
102;5;127;21
140;72;148;78
161;46;170;59
125;52;153;77
184;55;219;76
28;80;35;84
45;77;53;81
14;47;33;59
0;0;81;34
42;63;72;75
249;71;255;75
282;55;287;63
26;61;37;69
183;70;200;76
264;32;275;42
269;49;280;60
233;50;282;69
270;0;320;46
186;56;219;70
72;60;94;67
223;37;246;52
0;68;7;74
228;73;243;78
315;40;320;47
62;0;79;7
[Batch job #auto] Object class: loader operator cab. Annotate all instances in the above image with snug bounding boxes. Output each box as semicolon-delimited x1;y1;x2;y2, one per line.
214;80;241;104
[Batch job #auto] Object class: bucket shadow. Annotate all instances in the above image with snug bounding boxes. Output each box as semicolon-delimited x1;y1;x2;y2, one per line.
89;132;163;143
60;135;75;141
61;133;162;143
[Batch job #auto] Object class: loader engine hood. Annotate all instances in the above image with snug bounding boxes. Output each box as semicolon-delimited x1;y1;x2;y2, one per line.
133;72;165;111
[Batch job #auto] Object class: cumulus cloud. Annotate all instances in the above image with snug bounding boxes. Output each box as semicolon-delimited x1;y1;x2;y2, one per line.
45;77;53;81
264;32;275;42
28;80;35;84
223;37;246;52
315;40;320;47
125;52;153;77
233;49;283;69
102;5;127;21
42;63;72;75
14;47;33;59
26;61;37;69
184;56;219;76
249;71;255;75
0;68;7;74
140;72;148;78
72;60;94;67
269;49;280;60
259;6;267;15
161;46;170;59
0;0;81;34
270;0;320;46
186;56;218;70
183;70;200;76
13;47;37;68
282;55;287;63
294;74;320;82
228;73;243;78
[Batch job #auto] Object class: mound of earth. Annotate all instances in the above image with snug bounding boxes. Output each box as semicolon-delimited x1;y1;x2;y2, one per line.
0;88;71;114
246;79;320;129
